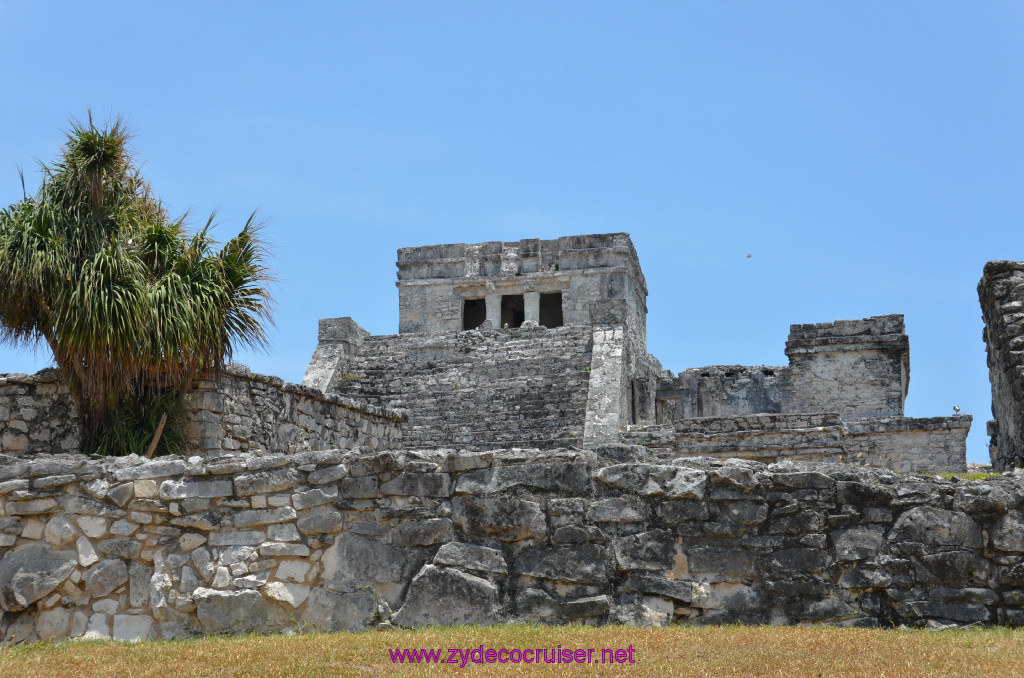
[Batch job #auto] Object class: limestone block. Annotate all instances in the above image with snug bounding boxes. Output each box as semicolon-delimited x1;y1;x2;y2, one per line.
178;533;208;552
234;468;300;496
112;614;154;641
452;496;546;542
831;526;886;562
889;507;984;549
296;510;343;535
515;588;610;623
193;588;267;634
76;516;107;539
514;544;610;585
320;534;408;606
291;487;337;510
43;517;76;545
159;479;233;500
301;587;376;631
267;523;301;543
433;542;508;575
612;530;677;572
96;537;141;559
276;560;310;583
130;562;153;608
393;565;499;627
391;518;454;548
83;559;129;597
0;544;77;611
264;581;309;608
76;536;98;567
36;606;72;640
233;507;297;529
991;510;1024;552
454;463;588;496
380;472;451;497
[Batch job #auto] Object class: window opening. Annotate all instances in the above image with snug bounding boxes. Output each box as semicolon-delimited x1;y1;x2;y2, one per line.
539;292;564;327
463;298;486;330
501;294;525;328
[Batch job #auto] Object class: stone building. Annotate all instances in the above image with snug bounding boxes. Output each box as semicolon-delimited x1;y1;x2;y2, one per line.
304;233;970;473
6;232;1024;645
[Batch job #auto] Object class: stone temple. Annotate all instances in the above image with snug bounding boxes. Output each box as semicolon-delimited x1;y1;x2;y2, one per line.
9;232;1024;644
304;232;970;473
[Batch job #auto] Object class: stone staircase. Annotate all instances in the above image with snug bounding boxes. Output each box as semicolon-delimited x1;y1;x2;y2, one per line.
325;325;594;450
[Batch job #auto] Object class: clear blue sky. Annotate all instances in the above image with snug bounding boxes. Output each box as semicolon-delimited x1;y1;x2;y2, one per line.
2;2;1022;463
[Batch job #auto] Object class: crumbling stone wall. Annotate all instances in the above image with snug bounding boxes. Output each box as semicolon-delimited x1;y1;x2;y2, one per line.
625;415;969;474
980;261;1024;470
187;365;403;455
323;324;595;450
3;447;1024;643
780;315;909;419
656;366;783;421
0;367;402;457
0;371;79;456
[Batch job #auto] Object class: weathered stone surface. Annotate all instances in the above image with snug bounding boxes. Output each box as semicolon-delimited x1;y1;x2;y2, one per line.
613;530;676;571
514;544;609;585
234;468;300;496
393;565;499;627
301;587;376;631
83;559;129;597
0;544;76;611
194;588;268;634
433;542;508;575
455;463;588;496
453;496;546;541
112;614;154;641
832;526;886;562
264;581;309;607
320;534;408;605
380;472;451;497
391;518;453;548
889;507;983;548
516;588;610;622
991;510;1024;552
159;479;233;500
296;510;343;535
233;507;297;528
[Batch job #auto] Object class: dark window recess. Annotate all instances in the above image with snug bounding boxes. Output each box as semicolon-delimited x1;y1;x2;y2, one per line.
501;294;525;328
539;292;563;327
463;298;486;330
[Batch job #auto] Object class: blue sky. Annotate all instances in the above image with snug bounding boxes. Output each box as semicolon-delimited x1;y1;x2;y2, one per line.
2;2;1022;463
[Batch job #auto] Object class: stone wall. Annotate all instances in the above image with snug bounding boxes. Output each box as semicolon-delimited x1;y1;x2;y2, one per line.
624;415;969;474
624;414;845;464
0;366;402;458
4;447;1024;644
979;261;1024;470
843;417;971;474
323;324;595;450
0;371;79;456
656;366;783;422
781;315;909;419
187;365;404;456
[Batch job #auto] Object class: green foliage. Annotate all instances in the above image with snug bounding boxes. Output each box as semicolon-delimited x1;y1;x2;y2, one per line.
0;114;274;455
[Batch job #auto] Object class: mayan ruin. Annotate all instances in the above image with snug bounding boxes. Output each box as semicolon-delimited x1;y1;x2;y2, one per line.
2;232;1024;642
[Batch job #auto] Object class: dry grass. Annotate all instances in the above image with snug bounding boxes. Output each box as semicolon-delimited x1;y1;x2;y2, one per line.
1;624;1022;678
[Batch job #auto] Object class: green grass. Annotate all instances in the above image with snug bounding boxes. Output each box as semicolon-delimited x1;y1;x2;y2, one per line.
1;624;1023;678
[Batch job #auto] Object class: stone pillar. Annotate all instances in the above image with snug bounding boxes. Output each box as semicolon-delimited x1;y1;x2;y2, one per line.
524;291;540;325
485;292;501;329
301;317;369;392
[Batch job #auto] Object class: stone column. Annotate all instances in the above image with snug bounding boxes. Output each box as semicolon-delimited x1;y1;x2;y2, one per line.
485;292;501;329
524;291;540;325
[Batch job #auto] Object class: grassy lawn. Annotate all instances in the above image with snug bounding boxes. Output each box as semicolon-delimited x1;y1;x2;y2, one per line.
1;624;1022;678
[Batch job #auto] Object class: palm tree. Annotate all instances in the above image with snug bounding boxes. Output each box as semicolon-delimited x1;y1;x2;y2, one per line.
0;115;273;455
